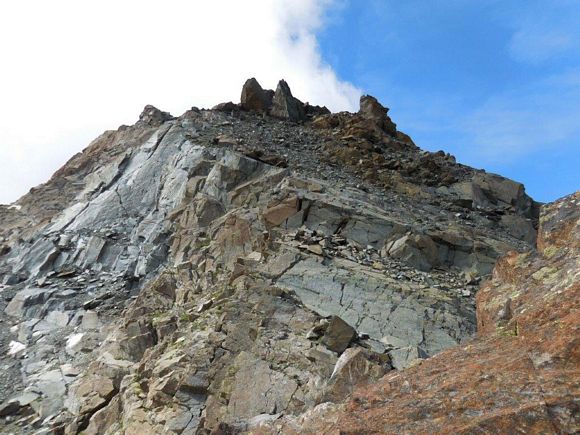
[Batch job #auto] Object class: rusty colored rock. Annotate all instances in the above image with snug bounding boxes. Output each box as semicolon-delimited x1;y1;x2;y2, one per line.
262;196;300;226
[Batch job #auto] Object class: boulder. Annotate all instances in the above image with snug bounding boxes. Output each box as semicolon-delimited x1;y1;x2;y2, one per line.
359;95;397;136
388;345;428;370
383;233;439;271
212;102;238;112
321;316;356;353
240;78;273;113
68;375;117;417
453;172;539;220
262;196;300;226
304;103;331;118
500;214;536;245
0;400;20;417
138;105;172;127
226;352;298;419
46;311;71;328
270;80;306;122
84;396;122;435
5;287;53;318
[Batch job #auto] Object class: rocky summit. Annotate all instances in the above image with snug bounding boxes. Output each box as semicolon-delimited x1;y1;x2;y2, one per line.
0;78;575;434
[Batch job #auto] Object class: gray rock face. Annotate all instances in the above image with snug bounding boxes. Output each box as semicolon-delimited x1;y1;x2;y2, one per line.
227;352;298;419
276;257;474;358
4;122;214;283
5;288;54;318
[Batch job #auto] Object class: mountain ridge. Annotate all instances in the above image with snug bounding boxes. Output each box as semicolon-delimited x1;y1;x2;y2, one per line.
0;79;574;434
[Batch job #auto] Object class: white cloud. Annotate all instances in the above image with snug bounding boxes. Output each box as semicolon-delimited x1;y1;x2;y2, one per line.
509;30;574;64
506;0;580;65
0;0;360;204
460;74;580;163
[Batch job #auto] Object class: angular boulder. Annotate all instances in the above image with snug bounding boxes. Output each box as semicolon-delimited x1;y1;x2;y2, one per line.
212;101;239;112
240;78;273;113
5;287;53;318
138;105;172;127
359;95;397;136
270;80;306;122
453;172;540;219
321;316;356;353
383;233;439;271
388;345;428;370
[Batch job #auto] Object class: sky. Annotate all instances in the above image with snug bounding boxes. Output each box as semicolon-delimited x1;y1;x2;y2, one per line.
0;0;578;204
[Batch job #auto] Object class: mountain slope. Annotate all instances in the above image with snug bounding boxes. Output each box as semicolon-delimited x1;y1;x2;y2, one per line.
256;192;579;434
0;79;555;434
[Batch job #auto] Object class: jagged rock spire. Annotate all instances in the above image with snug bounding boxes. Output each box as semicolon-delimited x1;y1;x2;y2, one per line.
239;78;328;122
270;79;306;122
359;95;397;135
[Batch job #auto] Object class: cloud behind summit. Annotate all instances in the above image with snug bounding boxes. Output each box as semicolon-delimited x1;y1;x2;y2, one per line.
0;0;360;204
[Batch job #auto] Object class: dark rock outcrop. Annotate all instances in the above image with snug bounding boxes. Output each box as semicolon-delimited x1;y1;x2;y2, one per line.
212;101;239;112
270;79;306;122
138;105;173;127
240;78;314;122
240;77;273;113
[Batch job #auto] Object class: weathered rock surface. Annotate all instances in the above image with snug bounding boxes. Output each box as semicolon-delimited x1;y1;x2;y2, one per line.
270;80;306;122
359;95;397;135
240;77;273;113
238;78;321;123
256;192;580;434
0;78;553;434
139;105;173;127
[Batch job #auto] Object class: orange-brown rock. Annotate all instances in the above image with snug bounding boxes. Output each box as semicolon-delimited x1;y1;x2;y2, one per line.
262;196;300;227
240;78;273;113
257;192;580;434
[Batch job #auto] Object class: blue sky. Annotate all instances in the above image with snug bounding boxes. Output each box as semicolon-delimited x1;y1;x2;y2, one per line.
317;0;580;202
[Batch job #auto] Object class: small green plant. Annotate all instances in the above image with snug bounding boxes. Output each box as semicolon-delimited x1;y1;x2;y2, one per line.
543;246;559;259
496;324;518;337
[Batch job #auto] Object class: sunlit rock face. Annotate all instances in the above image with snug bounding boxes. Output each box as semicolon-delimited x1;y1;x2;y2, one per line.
0;78;557;435
255;192;580;435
